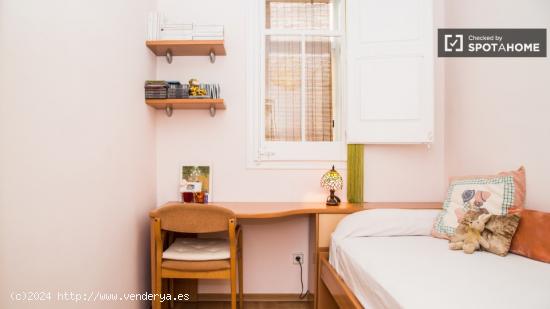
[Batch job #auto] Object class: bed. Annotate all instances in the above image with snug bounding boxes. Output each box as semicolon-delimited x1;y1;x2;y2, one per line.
322;209;550;309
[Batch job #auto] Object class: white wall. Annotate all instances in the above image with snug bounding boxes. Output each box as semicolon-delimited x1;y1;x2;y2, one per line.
154;0;550;294
154;0;446;294
2;0;547;302
0;1;157;308
154;0;323;294
444;0;550;211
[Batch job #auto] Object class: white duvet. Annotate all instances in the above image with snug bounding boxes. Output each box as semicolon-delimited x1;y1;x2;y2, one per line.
329;210;550;309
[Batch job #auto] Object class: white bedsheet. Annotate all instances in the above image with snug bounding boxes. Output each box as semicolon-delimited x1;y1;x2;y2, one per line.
330;236;550;309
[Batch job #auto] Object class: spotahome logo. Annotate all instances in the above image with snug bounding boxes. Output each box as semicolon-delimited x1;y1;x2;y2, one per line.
438;29;546;57
444;34;463;52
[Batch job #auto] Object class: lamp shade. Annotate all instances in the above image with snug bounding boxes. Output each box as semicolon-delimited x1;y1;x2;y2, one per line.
320;165;343;191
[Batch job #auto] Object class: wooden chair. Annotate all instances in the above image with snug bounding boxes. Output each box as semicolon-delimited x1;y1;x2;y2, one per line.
149;203;243;309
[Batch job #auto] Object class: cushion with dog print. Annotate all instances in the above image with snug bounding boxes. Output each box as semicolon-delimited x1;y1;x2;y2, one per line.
432;167;525;239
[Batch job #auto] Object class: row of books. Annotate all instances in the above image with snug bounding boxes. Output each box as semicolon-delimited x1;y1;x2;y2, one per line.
147;12;224;41
144;81;171;99
144;81;221;99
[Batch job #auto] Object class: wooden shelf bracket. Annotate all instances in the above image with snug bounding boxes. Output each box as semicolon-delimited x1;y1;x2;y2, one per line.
209;104;216;117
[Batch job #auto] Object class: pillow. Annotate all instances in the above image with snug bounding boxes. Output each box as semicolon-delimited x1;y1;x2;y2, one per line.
432;167;525;239
481;213;521;256
331;209;441;243
510;209;550;263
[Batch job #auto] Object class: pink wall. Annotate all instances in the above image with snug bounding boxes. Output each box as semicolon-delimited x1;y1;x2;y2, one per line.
154;0;323;293
444;0;550;211
0;1;157;308
154;0;446;294
1;0;548;303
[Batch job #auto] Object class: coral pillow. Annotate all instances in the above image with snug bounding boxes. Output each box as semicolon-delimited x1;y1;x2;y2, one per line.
432;167;526;239
510;209;550;263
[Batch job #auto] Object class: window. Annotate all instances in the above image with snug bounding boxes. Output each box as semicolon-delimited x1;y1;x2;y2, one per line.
247;0;345;168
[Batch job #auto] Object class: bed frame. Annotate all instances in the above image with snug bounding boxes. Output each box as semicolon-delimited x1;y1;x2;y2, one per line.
318;251;363;309
317;203;442;308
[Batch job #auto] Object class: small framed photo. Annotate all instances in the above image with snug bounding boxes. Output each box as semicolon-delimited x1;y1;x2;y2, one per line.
183;182;202;193
180;165;211;203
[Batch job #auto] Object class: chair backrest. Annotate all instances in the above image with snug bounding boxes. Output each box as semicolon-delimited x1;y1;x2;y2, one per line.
149;203;236;233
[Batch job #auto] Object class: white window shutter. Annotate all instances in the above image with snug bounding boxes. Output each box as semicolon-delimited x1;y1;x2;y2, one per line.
346;0;434;144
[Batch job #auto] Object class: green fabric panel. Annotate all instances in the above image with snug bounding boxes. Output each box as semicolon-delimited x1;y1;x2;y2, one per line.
347;144;364;203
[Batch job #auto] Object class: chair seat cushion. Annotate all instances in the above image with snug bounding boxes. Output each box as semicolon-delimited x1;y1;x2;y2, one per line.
163;238;230;261
162;259;230;272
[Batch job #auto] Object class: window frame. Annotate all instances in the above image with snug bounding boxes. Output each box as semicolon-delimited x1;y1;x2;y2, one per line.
246;0;347;170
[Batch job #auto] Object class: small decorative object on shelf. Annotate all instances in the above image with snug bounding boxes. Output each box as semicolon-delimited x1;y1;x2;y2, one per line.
180;165;211;204
321;165;343;206
188;78;207;97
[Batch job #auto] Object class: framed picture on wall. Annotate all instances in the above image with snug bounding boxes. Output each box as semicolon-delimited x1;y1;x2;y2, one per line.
180;165;212;203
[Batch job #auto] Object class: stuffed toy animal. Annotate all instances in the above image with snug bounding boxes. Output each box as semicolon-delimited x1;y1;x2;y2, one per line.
449;210;492;254
482;213;521;256
453;208;489;235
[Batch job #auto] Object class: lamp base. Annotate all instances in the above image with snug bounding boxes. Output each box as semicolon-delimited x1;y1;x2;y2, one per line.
326;189;341;206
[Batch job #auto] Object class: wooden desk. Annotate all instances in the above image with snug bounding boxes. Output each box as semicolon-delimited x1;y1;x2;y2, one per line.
210;202;364;218
202;201;440;218
157;201;441;308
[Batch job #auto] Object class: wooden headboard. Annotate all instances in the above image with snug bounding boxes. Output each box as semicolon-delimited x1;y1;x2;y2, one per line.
318;202;442;248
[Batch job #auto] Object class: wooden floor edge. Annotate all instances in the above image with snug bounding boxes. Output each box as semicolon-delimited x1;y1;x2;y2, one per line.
319;253;363;309
196;293;313;302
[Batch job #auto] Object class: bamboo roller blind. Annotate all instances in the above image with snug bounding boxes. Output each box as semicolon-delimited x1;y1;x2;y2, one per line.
264;0;336;142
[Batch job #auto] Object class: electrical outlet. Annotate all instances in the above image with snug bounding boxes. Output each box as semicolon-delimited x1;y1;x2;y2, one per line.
292;252;304;265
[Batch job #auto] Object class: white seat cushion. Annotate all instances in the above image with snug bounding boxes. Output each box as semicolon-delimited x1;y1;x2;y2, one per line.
163;238;230;261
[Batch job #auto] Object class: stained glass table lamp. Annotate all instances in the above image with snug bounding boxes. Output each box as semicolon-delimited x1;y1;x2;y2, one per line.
320;165;343;206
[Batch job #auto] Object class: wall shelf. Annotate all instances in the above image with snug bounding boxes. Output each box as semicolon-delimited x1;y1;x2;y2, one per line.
146;40;226;63
146;98;225;117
